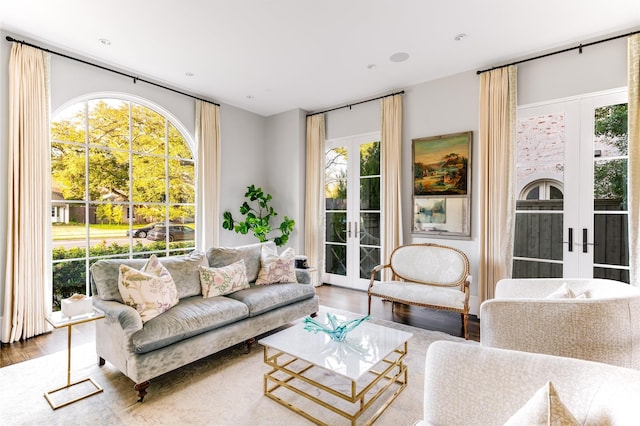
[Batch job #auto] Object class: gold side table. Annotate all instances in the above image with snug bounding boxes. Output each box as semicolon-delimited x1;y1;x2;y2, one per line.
44;310;105;410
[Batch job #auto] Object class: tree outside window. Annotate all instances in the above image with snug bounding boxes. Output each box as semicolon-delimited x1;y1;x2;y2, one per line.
50;97;195;309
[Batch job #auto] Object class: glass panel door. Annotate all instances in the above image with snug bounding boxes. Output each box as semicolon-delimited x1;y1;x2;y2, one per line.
514;105;570;278
514;89;629;283
588;96;629;281
324;132;381;290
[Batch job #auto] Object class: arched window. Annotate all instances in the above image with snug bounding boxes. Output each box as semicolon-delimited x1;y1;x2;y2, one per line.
519;179;564;200
50;96;195;309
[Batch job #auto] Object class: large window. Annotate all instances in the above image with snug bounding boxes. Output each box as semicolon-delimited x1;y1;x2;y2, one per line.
50;96;195;309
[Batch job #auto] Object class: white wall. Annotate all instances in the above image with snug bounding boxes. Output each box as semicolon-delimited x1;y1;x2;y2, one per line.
263;108;306;251
217;103;268;246
518;36;628;105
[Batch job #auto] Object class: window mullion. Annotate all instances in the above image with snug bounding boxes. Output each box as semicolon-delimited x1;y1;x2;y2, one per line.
84;101;91;295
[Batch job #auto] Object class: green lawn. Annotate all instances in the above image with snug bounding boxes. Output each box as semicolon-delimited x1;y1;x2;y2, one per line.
51;224;130;240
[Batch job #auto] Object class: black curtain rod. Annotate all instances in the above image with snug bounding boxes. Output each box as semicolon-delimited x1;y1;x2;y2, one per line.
306;90;405;117
477;29;640;75
5;35;220;106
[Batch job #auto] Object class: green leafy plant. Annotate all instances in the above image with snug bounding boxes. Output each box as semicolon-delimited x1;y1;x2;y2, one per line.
222;184;295;246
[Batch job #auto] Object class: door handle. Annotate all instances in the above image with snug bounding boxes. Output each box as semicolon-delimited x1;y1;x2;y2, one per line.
582;228;595;253
562;228;574;251
568;228;573;252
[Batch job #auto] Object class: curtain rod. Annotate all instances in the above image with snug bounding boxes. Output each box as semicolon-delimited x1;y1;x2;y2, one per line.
306;90;405;117
477;29;640;75
5;35;220;106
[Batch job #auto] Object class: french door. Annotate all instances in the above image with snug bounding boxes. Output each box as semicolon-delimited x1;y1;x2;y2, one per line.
323;132;382;290
514;88;629;282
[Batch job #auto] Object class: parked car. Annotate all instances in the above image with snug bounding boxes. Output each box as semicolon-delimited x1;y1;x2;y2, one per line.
126;223;158;239
146;225;195;242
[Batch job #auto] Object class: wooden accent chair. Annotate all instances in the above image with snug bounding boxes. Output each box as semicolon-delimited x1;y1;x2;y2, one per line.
367;243;471;339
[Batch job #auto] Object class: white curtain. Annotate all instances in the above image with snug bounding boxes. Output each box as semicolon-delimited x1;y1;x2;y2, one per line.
478;66;517;302
195;100;221;249
305;114;325;277
628;34;640;287
381;94;403;279
2;43;51;343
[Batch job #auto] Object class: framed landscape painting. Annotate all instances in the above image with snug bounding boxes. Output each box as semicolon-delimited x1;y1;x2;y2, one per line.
412;131;472;239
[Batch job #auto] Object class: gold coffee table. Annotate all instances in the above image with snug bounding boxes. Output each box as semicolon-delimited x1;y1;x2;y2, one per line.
44;310;105;410
259;313;412;425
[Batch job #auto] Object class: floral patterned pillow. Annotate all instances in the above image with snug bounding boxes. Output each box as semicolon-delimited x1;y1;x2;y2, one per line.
198;260;250;298
118;255;179;323
255;245;297;285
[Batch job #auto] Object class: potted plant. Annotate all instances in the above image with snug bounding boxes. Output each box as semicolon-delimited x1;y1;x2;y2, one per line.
222;184;295;246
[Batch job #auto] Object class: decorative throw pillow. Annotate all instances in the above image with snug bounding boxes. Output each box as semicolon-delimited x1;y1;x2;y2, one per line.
504;381;579;426
199;260;250;298
575;290;591;299
546;282;576;299
118;255;179;323
256;245;297;285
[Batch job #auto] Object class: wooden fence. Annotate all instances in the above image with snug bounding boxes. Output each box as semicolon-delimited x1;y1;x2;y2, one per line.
513;200;629;283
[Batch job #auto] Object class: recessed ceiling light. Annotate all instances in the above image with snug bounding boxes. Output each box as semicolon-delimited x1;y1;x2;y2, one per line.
98;38;111;46
185;72;194;77
454;33;468;41
389;52;410;63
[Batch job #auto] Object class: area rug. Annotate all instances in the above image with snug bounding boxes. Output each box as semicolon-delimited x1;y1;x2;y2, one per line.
0;308;474;425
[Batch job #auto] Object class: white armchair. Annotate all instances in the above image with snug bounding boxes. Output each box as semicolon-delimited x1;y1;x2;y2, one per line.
480;278;640;369
416;341;640;425
367;243;471;339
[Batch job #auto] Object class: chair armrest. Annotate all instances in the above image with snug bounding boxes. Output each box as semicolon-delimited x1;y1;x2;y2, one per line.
368;264;390;290
462;275;471;304
93;298;143;334
370;264;388;274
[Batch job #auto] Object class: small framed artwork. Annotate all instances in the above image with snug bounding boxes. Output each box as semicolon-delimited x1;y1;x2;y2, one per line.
412;131;472;239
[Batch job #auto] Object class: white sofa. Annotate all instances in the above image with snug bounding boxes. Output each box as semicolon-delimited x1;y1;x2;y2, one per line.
416;341;640;425
480;278;640;369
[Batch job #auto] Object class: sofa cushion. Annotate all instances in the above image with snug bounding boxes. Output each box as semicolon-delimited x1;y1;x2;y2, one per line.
226;282;315;317
199;261;250;297
91;251;208;302
369;281;466;310
118;255;180;323
206;241;276;283
256;245;297;285
131;295;249;354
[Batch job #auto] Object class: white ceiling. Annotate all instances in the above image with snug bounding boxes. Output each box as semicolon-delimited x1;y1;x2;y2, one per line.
1;0;639;116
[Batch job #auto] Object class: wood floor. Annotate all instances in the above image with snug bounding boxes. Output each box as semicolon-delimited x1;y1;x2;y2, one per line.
0;284;480;368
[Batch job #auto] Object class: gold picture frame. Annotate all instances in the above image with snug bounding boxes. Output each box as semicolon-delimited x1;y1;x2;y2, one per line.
412;131;472;239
